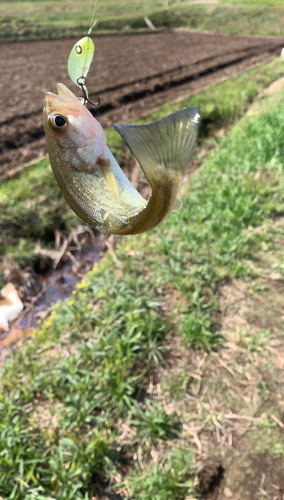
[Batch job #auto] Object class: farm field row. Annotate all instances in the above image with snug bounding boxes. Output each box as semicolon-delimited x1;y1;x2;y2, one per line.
1;31;283;181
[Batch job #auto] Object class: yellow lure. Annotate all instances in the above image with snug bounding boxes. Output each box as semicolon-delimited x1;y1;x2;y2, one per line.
67;36;95;99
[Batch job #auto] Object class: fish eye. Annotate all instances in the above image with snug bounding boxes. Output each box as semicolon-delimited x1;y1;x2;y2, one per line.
54;115;67;127
75;44;82;54
50;114;68;131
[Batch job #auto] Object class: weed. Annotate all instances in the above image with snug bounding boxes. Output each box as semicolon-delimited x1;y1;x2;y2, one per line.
124;448;196;500
130;400;181;444
238;328;273;356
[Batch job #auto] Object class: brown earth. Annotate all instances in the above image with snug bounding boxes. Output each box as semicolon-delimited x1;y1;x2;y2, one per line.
1;30;284;182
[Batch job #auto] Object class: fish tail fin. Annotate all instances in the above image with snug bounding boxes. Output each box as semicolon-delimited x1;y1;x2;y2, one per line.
113;107;200;191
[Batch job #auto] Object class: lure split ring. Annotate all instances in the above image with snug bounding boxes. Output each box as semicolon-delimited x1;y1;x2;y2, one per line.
77;76;100;107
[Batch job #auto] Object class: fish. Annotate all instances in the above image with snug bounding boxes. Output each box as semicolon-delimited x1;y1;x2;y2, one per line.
43;83;200;235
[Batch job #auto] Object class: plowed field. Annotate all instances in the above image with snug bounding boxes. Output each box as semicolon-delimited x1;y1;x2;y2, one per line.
1;30;283;181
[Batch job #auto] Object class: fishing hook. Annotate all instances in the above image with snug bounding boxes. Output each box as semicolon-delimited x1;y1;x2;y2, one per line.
77;76;100;107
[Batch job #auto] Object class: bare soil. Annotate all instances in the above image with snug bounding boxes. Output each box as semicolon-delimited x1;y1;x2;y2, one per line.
1;30;283;181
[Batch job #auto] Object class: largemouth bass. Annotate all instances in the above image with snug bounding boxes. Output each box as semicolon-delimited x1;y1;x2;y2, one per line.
43;83;200;235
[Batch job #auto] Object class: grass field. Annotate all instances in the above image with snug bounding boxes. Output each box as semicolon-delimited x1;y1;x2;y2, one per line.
1;56;284;498
1;0;284;40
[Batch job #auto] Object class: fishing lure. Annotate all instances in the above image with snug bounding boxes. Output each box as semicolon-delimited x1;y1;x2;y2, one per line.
68;0;99;105
68;36;98;105
43;84;200;235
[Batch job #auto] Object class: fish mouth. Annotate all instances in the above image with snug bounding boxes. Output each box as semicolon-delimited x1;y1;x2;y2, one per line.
44;83;81;117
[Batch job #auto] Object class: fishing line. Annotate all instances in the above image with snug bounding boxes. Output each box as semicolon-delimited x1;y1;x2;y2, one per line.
79;0;99;105
68;0;100;107
88;0;98;35
80;0;98;92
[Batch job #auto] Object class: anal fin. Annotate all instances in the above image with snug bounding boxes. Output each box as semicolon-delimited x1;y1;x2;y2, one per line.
103;212;127;233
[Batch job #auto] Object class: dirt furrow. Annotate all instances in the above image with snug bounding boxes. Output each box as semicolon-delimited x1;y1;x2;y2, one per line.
0;31;283;182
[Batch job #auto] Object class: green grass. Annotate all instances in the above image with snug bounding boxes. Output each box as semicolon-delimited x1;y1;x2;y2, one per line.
1;58;284;498
220;0;284;5
125;449;196;500
0;0;175;40
1;0;284;40
148;4;284;37
1;56;283;286
129;401;181;444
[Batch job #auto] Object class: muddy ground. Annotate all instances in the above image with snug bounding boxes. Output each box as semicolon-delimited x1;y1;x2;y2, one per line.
1;30;284;181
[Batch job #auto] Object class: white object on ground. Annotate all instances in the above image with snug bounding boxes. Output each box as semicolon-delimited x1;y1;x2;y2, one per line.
0;283;23;331
144;17;156;30
281;48;284;57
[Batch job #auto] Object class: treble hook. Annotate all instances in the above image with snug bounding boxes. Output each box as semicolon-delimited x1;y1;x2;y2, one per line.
77;76;100;107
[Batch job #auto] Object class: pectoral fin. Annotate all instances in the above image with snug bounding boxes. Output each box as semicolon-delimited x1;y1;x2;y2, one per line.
98;158;119;198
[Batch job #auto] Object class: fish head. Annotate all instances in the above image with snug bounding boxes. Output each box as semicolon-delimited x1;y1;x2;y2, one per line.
43;83;106;171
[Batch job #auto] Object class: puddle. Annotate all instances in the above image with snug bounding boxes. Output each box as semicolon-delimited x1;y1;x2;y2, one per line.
0;234;105;355
19;242;102;330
